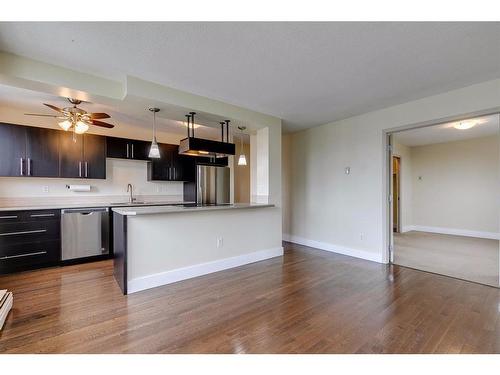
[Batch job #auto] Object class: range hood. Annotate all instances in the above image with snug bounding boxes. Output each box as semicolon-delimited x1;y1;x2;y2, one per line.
179;113;236;158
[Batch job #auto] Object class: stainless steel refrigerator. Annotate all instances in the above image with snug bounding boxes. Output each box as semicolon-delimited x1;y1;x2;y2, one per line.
197;165;230;205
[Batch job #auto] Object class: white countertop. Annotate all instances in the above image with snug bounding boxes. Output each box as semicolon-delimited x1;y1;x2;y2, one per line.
112;203;275;216
0;201;193;212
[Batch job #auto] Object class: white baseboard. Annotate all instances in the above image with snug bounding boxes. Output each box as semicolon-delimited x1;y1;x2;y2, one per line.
282;233;384;263
402;225;499;240
128;246;284;294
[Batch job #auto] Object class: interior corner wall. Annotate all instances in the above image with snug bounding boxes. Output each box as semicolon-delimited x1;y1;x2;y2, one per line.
281;134;292;235
392;140;413;232
283;78;500;263
409;135;499;235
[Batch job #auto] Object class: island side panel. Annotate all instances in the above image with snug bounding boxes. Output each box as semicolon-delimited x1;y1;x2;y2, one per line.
113;212;128;295
126;206;282;293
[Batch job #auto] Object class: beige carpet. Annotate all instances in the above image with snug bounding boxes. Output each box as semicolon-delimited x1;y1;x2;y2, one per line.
394;231;499;287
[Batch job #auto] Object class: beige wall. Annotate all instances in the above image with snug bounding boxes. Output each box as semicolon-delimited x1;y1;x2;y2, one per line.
283;78;500;263
282;134;292;235
409;136;499;234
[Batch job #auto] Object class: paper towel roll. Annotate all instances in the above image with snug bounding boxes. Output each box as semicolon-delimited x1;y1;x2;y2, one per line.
66;184;91;192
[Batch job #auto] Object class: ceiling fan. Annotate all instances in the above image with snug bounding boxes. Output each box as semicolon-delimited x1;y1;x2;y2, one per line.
25;98;114;135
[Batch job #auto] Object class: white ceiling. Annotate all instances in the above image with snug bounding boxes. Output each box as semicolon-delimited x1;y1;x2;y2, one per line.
393;114;499;147
0;22;499;132
0;84;250;142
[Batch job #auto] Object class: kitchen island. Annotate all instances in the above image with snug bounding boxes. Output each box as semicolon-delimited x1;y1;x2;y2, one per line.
112;203;282;294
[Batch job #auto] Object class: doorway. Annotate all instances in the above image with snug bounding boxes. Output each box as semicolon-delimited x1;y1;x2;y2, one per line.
387;113;500;287
392;156;401;233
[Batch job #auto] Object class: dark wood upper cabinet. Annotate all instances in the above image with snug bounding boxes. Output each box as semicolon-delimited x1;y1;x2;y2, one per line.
147;144;197;182
106;137;150;161
25;127;60;177
0;123;61;178
83;134;106;179
130;140;150;160
0;123;26;177
59;132;84;178
59;132;106;179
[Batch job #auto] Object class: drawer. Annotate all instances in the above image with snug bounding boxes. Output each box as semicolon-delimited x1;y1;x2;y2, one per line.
24;210;60;221
0;219;60;246
0;240;60;274
0;211;23;223
0;209;60;223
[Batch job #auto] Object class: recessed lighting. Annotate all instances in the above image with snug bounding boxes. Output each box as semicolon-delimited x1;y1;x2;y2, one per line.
454;120;477;130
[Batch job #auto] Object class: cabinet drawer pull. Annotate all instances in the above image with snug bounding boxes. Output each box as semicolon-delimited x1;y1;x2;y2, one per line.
85;162;89;177
20;158;24;176
0;215;18;219
0;229;47;236
131;143;134;158
30;213;55;218
127;143;130;158
28;158;32;176
79;161;82;177
0;251;47;260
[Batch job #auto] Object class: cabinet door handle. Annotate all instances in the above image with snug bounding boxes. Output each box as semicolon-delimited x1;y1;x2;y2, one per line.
27;158;32;176
0;215;18;220
20;158;24;176
30;213;55;218
0;229;47;236
131;143;134;159
79;161;82;177
0;251;47;260
85;162;89;177
126;143;130;158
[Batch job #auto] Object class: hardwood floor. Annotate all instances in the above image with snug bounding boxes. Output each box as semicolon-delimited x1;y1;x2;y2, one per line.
0;241;499;353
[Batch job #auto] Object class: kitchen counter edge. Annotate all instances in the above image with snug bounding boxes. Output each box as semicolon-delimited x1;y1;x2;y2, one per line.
112;203;275;216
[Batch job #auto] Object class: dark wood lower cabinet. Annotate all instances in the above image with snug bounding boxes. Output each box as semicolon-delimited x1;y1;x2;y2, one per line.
0;209;61;275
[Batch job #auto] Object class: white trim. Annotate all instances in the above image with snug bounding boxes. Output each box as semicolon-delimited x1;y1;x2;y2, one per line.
128;246;284;294
401;225;499;240
283;234;385;263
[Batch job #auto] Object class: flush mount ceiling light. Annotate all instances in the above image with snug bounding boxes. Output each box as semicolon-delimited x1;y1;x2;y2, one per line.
237;126;247;166
25;98;114;138
454;120;477;130
148;107;161;159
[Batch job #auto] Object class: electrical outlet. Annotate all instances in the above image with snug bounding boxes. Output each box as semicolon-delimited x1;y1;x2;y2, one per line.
42;186;49;193
216;236;223;248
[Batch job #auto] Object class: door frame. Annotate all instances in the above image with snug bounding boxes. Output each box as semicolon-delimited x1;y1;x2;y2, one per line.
382;107;500;272
392;155;401;233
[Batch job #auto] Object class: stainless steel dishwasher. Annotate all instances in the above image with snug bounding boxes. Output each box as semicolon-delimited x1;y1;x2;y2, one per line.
61;207;109;260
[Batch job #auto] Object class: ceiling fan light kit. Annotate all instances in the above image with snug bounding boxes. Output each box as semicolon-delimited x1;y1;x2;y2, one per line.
25;98;114;137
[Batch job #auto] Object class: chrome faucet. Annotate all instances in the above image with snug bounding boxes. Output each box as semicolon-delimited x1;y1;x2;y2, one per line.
127;183;135;203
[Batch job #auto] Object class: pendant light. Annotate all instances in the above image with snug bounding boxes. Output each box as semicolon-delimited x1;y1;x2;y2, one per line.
237;126;247;166
148;107;161;159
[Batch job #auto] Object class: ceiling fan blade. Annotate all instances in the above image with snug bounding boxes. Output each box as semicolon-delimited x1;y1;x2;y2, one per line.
90;119;114;129
24;113;61;117
89;112;110;119
43;103;65;113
